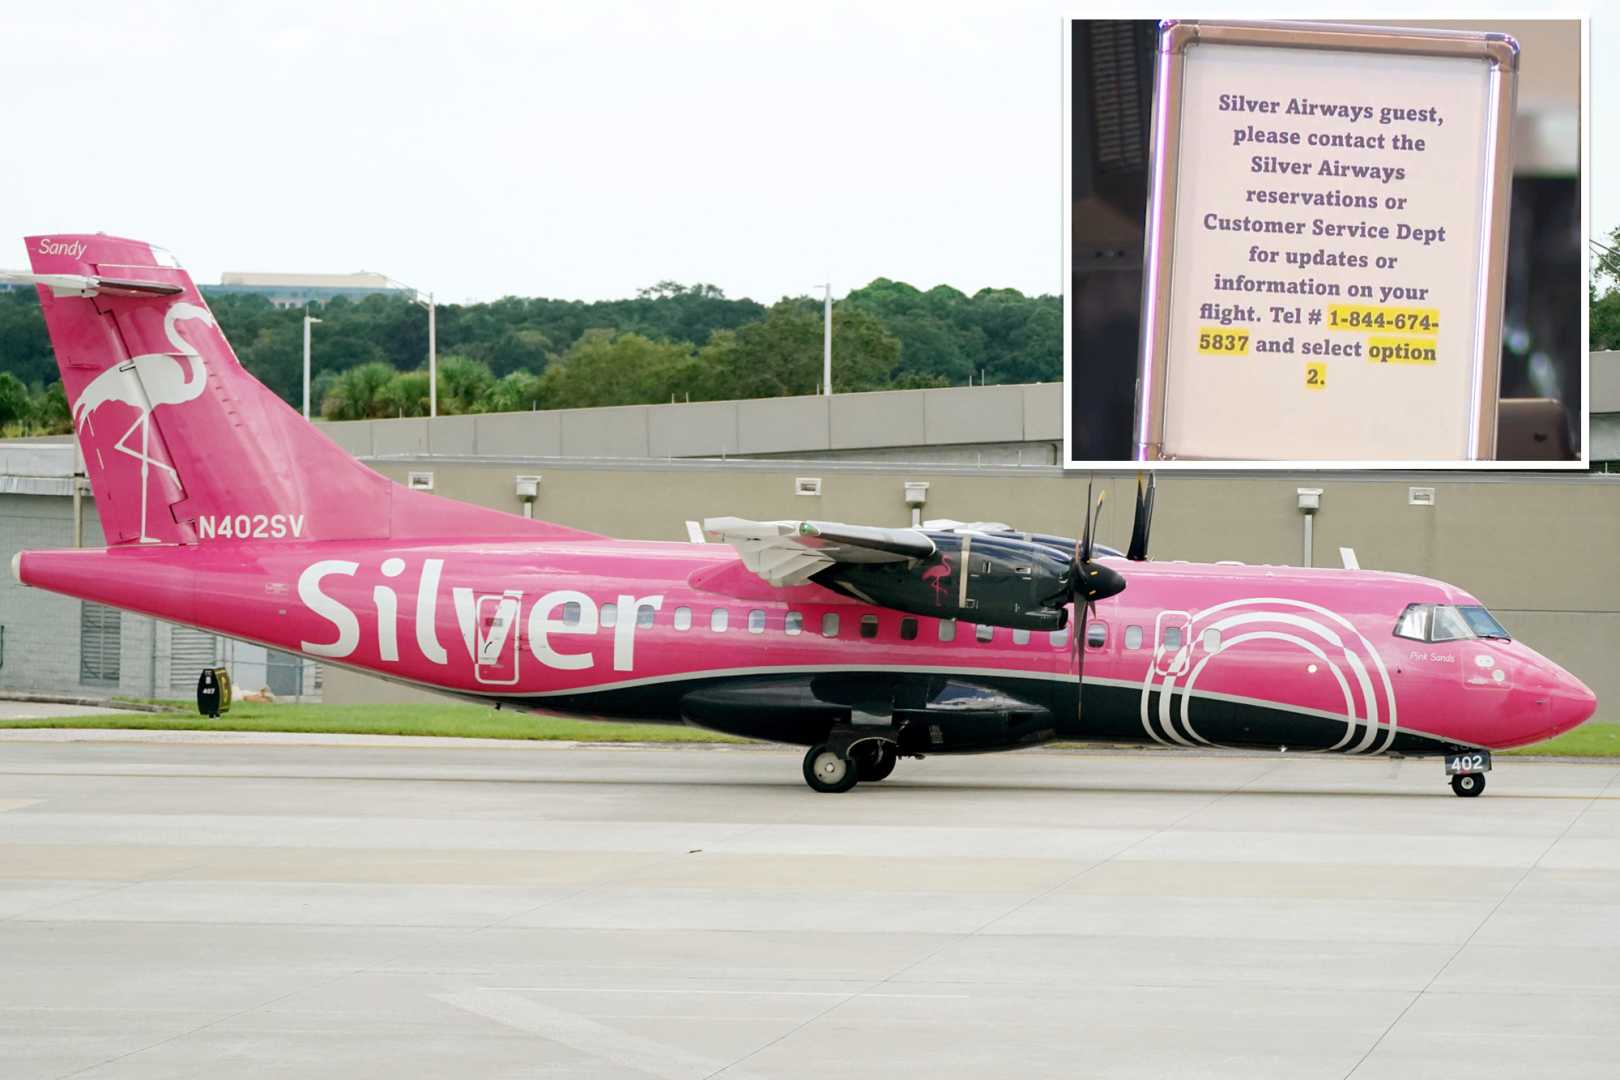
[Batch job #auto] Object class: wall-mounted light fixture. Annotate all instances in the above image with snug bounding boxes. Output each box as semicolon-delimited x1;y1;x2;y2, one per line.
904;481;930;526
515;475;542;519
1296;487;1323;568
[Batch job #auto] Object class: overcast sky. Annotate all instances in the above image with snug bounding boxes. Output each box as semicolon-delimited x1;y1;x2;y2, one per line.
0;1;1606;303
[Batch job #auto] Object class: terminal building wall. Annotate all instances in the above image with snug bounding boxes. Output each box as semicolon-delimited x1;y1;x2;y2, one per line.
327;459;1620;723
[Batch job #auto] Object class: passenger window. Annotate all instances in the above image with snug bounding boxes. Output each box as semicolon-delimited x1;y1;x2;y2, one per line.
1394;603;1432;641
1086;622;1106;649
601;603;617;628
822;613;839;637
1162;626;1182;650
1012;628;1030;645
1124;625;1143;650
975;624;993;643
748;609;766;634
673;606;692;631
1202;628;1221;651
636;606;655;629
1050;627;1070;647
900;618;918;641
710;608;728;632
938;619;956;642
785;612;803;636
561;601;581;627
860;615;879;639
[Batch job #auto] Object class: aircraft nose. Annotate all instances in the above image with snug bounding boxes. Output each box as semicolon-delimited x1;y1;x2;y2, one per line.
1555;672;1599;732
1510;662;1597;745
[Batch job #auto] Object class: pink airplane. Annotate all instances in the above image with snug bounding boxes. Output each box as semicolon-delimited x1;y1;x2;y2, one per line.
5;235;1597;795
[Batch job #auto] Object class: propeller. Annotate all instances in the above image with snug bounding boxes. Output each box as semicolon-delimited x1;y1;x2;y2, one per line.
1069;480;1127;727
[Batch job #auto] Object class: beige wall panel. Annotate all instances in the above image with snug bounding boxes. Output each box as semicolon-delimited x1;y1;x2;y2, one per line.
322;669;465;707
371;418;430;456
558;406;649;458
317;420;373;457
427;414;477;456
1592;352;1620;414
1023;384;1063;440
476;412;564;457
735;396;831;455
924;386;1024;445
648;402;740;457
831;391;925;450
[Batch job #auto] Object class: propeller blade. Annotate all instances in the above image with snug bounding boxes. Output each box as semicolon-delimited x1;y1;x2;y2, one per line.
1126;473;1156;561
1073;599;1095;726
1077;478;1095;566
1080;488;1106;566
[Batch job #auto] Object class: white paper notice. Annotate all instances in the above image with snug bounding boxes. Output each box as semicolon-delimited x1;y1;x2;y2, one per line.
1159;44;1493;460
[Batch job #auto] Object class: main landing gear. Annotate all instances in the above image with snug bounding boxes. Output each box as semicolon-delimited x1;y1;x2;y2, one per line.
802;732;901;793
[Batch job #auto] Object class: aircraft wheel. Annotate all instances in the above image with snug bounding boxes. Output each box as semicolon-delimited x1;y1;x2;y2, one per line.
1450;773;1486;798
857;743;897;781
803;744;858;793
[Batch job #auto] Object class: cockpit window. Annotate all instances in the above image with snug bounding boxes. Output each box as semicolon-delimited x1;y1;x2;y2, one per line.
1394;604;1430;641
1393;602;1511;643
1430;605;1471;642
1458;605;1510;640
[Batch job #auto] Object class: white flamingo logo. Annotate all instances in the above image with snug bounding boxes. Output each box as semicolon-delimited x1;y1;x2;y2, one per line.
74;301;216;543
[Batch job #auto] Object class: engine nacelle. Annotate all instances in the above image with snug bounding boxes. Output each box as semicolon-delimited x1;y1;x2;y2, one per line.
812;532;1076;630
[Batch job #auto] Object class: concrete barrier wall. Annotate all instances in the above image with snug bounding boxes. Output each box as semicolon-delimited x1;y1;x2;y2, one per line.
315;383;1064;461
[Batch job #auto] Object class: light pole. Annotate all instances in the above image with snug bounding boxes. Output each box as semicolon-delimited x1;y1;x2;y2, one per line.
815;282;832;396
302;311;322;420
424;292;437;418
369;273;438;417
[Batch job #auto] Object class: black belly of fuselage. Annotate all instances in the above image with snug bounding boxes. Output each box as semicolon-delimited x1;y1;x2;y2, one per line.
496;670;1465;757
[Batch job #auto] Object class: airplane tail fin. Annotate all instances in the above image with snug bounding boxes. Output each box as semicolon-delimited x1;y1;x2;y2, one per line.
15;234;595;545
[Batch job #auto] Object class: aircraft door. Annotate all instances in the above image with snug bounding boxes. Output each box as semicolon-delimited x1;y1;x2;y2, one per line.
1153;610;1192;677
473;590;522;686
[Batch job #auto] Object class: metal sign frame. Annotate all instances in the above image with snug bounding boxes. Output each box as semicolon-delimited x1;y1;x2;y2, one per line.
1132;20;1519;463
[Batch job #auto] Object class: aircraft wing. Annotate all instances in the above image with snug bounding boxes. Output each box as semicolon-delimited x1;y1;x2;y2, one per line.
701;516;936;587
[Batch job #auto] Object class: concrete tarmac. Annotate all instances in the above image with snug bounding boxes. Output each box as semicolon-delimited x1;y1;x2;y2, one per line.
1;734;1617;1079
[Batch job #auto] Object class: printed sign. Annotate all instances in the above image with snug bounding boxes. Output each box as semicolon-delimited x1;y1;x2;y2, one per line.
1133;22;1518;462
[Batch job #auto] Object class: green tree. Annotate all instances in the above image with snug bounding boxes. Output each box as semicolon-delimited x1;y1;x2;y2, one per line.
540;331;706;408
1593;226;1620;351
697;301;900;399
0;290;55;389
1593;284;1620;352
0;371;29;427
31;381;70;433
320;361;397;420
435;355;496;414
485;369;547;413
378;370;431;418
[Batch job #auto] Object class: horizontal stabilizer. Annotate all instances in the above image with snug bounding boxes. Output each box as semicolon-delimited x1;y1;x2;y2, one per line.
0;269;183;299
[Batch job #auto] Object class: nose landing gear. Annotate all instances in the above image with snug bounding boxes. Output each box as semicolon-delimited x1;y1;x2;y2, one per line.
1444;750;1491;798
